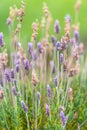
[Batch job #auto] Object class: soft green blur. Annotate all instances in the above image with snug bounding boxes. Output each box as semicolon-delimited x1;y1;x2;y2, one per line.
0;0;87;46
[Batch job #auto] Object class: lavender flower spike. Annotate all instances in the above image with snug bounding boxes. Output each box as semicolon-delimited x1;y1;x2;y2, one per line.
60;53;64;63
46;104;50;116
37;42;43;53
12;86;17;96
11;69;15;79
51;35;57;46
21;100;28;113
33;50;37;61
47;84;51;98
54;20;60;34
60;111;67;126
24;59;29;70
28;42;33;55
74;30;79;42
65;14;71;22
0;32;4;47
16;64;20;73
54;76;58;87
50;60;56;74
6;17;12;25
37;91;41;101
4;69;11;82
56;41;61;51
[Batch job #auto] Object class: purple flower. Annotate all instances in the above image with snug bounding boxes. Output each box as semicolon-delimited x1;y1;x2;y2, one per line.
54;76;58;87
28;42;33;55
37;42;43;53
24;59;29;70
6;17;12;25
70;38;75;45
60;111;67;126
14;79;17;86
12;86;17;96
17;42;21;48
46;104;50;116
54;20;60;34
65;14;71;22
60;53;64;63
21;100;28;113
16;64;20;73
0;32;4;47
56;41;61;51
51;35;57;46
50;61;56;74
33;50;37;61
37;91;41;101
47;84;51;98
4;69;11;82
11;69;15;79
74;30;79;42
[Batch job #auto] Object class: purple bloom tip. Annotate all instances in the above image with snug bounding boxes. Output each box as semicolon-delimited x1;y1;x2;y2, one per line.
0;32;4;47
24;59;29;70
6;17;12;25
21;100;28;113
65;14;71;22
74;30;79;42
54;76;58;87
37;91;41;101
60;111;67;126
46;104;50;116
47;84;51;97
54;20;60;34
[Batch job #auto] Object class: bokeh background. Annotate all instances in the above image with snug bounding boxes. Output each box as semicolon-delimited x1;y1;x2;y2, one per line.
0;0;87;45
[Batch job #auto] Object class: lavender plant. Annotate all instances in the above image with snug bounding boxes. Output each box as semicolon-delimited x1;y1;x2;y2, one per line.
0;0;86;130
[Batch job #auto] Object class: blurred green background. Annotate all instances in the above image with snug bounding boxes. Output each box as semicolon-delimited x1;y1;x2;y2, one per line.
0;0;87;46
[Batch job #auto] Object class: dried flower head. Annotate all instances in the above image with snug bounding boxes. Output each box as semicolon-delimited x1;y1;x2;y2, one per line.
68;88;73;101
31;20;39;43
32;70;39;86
75;0;81;12
0;49;8;68
9;7;16;20
0;87;4;100
41;17;45;29
43;3;50;18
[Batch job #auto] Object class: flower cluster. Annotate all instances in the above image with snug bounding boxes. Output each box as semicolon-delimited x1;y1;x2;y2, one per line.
0;1;84;130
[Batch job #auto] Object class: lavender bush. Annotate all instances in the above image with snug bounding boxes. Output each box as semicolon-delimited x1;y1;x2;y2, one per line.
0;0;87;130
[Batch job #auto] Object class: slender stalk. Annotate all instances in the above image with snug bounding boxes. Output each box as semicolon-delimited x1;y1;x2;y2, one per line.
26;113;30;130
1;103;9;130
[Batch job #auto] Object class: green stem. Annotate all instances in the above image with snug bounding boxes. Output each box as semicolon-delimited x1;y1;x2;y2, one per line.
1;103;9;130
26;113;30;130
